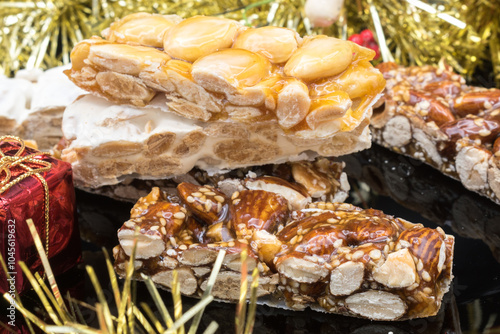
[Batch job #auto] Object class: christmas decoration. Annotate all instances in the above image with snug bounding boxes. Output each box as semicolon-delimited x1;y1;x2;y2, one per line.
0;136;80;295
348;29;380;59
1;221;260;333
304;0;344;27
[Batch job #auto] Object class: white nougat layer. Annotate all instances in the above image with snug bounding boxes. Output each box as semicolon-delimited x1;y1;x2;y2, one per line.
62;94;371;188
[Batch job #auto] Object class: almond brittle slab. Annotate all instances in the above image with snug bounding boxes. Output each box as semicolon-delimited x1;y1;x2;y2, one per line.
65;13;385;140
372;62;500;205
113;180;454;321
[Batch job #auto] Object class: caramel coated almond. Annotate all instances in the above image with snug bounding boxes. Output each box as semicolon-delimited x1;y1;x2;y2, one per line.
284;36;354;81
453;90;500;117
104;13;182;47
233;26;301;64
163;16;242;62
192;49;272;94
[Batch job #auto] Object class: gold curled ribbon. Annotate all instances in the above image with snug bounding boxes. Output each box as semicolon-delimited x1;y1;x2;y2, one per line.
0;136;52;258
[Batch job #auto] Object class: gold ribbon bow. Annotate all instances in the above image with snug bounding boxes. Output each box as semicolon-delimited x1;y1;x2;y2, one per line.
0;136;52;257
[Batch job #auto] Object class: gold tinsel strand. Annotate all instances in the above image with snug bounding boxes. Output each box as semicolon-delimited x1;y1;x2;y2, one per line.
1;220;256;333
346;0;500;86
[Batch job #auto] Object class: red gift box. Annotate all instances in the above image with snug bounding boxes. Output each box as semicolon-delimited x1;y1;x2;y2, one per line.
0;136;81;295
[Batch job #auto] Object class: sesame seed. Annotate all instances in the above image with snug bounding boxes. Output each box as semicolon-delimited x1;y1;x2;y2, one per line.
332;259;340;267
205;191;216;196
192;192;202;197
174;212;185;219
214;195;225;203
205;201;213;212
186;196;195;203
217;202;222;213
352;250;364;261
474;118;484;127
161;227;167;235
124;220;135;228
160;218;167;226
327;218;337;224
231;191;240;200
399;240;411;248
422;270;431;282
423;287;433;295
169;237;177;247
232;199;241;205
166;249;177;257
228;241;235;247
150;225;159;231
479;129;491;137
369;249;381;260
290;235;298;245
333;239;343;248
417;259;424;271
345;254;352;261
179;245;187;250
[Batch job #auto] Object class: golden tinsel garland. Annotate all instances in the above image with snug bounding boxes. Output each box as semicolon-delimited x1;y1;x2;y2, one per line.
346;0;500;86
0;0;499;86
1;220;259;333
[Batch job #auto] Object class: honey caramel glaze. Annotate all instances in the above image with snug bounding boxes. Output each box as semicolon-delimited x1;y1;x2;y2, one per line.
407;89;455;126
134;201;188;237
344;209;398;245
277;209;398;259
177;182;230;226
440;116;500;148
277;212;342;243
231;190;289;237
423;80;461;99
452;90;500;117
399;227;444;281
494;136;500;155
185;217;208;244
397;227;448;318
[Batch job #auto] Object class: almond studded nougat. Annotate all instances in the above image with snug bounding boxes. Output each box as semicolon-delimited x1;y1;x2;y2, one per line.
372;62;500;204
65;14;385;140
113;179;454;321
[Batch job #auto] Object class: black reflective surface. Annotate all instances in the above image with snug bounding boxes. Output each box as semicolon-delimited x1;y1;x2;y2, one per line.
4;145;500;333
